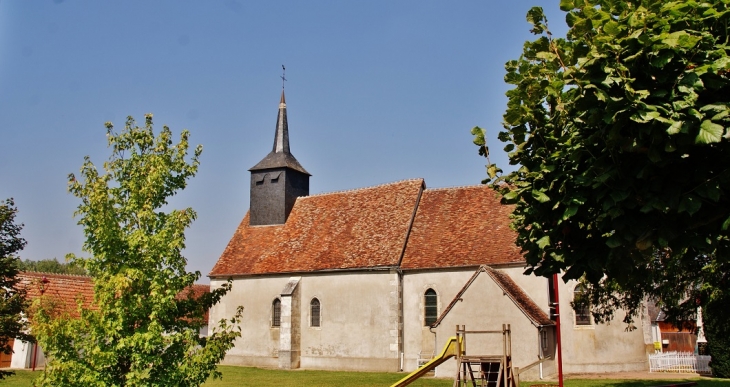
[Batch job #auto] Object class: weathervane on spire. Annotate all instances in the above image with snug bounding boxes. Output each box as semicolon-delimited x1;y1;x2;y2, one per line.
281;65;287;90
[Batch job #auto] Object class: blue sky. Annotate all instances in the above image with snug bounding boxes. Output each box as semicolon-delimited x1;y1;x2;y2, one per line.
0;1;568;282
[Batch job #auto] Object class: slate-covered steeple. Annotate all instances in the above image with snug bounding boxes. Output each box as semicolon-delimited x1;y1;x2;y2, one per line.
249;90;310;226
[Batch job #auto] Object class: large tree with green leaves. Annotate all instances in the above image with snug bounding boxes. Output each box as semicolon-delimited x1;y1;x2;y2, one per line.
473;0;730;375
32;114;242;386
0;198;32;380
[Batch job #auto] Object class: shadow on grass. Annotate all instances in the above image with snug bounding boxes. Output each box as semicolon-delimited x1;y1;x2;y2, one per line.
520;379;729;387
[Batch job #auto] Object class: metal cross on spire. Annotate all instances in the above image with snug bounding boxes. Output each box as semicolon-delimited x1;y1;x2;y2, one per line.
281;65;287;90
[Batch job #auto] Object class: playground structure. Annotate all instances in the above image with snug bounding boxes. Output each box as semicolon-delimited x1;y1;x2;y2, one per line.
390;324;518;387
453;324;517;387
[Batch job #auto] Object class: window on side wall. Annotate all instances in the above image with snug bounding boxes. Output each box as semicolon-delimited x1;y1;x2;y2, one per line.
311;298;320;327
424;288;438;326
573;285;591;326
272;298;281;327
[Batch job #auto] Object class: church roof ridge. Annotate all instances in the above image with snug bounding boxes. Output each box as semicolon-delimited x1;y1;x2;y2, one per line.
423;184;492;192
19;271;92;279
303;178;425;199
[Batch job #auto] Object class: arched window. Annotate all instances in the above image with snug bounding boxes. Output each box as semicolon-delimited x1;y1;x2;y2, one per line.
573;285;591;326
311;298;321;327
272;298;281;327
424;289;438;326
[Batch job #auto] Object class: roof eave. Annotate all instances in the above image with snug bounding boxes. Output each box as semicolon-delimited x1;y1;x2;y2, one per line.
209;265;399;279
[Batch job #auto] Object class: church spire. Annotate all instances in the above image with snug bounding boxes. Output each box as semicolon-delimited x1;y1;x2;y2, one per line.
248;88;311;226
250;91;309;175
273;90;289;154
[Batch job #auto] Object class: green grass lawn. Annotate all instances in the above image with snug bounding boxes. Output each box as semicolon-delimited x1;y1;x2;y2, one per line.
1;367;727;387
550;380;729;387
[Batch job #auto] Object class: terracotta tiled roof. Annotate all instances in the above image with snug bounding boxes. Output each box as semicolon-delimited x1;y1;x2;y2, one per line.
179;284;211;322
19;272;211;322
187;284;211;299
432;266;553;328
486;266;554;327
18;272;95;318
400;185;524;270
210;179;425;276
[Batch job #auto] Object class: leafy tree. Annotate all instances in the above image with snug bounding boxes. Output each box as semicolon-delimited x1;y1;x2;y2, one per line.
703;295;730;378
0;198;32;380
32;114;242;386
19;258;88;275
473;0;730;375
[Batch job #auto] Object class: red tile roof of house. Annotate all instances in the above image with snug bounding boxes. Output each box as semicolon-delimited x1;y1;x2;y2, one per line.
210;179;425;276
18;272;95;318
177;283;211;323
400;185;524;270
211;180;526;277
185;284;212;300
19;272;211;322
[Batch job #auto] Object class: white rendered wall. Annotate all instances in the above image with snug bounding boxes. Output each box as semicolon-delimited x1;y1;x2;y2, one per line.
297;270;400;371
402;268;473;373
557;278;649;373
403;268;549;380
210;270;401;371
210;275;292;368
210;266;650;375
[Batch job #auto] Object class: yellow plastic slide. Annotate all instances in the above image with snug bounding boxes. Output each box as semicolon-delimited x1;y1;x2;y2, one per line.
390;336;462;387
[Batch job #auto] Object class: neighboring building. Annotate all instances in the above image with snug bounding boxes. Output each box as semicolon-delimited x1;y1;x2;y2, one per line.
5;272;210;370
10;272;94;369
208;91;653;378
654;309;699;353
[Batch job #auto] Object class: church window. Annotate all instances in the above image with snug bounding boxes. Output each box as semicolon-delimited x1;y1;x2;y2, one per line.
272;298;281;327
573;285;591;326
424;288;438;326
311;298;320;327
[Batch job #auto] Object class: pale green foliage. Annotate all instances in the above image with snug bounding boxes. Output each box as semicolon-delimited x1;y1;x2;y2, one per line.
475;0;730;326
32;115;241;387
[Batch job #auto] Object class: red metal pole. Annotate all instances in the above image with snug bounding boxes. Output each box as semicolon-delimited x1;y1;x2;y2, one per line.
553;273;564;387
31;342;37;371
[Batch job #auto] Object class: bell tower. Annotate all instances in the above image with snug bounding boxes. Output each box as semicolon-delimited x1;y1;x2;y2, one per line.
249;91;310;225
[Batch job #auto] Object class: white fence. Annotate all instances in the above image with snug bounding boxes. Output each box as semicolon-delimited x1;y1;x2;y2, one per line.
649;352;712;374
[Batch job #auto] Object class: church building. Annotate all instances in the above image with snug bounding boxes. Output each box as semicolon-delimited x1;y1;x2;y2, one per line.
207;91;653;378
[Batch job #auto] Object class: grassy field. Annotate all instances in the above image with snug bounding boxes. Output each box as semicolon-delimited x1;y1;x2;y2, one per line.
1;366;727;387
